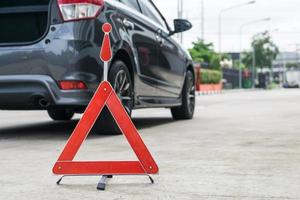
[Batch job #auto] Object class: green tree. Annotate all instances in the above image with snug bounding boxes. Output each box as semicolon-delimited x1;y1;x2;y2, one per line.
242;31;279;69
188;39;221;70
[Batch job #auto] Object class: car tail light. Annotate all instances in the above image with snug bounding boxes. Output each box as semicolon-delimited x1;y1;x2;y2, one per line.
57;0;104;22
59;80;88;90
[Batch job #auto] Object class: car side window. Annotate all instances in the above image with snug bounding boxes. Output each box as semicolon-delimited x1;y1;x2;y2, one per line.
138;0;167;30
118;0;141;12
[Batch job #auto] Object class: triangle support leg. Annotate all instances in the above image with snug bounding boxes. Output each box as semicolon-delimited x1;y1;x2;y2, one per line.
97;175;113;191
56;176;65;185
148;175;154;184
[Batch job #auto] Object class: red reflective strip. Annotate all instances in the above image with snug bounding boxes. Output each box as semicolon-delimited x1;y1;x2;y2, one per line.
57;0;104;6
53;161;145;175
106;90;159;174
57;81;112;161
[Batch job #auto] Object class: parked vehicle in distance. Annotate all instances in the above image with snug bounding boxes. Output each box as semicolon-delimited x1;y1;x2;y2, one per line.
0;0;195;134
283;69;300;88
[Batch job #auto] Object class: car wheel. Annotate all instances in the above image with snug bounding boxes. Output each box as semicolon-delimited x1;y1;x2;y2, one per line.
94;60;134;135
48;109;74;121
171;70;195;120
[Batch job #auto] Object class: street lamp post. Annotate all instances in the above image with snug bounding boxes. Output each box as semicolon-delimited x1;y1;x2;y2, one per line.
218;1;255;53
252;44;256;88
239;17;271;89
177;0;183;43
268;29;279;83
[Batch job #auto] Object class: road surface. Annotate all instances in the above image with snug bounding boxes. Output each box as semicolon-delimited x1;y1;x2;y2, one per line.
0;89;300;199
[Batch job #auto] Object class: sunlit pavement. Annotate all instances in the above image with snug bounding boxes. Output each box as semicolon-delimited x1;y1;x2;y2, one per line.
0;89;300;199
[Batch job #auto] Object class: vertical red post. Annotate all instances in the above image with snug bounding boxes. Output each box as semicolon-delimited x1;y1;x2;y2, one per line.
194;63;201;92
100;23;112;81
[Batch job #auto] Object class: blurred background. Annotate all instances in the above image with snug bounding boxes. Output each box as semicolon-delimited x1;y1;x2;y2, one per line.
154;0;300;90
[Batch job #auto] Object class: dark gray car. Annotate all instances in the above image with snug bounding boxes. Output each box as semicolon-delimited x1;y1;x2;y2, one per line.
0;0;195;133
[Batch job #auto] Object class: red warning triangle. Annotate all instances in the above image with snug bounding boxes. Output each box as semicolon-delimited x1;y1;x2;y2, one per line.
52;81;159;175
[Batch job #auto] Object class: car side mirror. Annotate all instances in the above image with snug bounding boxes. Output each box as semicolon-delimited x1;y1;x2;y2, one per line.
169;19;192;36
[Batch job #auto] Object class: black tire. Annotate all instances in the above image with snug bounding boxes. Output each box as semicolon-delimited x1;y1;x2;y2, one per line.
94;60;134;135
48;109;74;121
171;70;195;120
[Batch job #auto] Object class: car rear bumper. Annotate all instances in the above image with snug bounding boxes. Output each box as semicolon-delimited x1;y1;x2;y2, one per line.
0;75;94;110
0;20;107;110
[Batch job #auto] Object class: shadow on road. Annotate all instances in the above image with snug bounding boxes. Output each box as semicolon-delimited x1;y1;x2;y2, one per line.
0;117;174;140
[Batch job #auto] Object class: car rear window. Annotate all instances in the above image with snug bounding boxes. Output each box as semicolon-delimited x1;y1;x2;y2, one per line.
0;0;49;7
118;0;141;12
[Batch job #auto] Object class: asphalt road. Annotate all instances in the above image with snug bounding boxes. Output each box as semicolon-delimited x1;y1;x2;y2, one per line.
0;89;300;200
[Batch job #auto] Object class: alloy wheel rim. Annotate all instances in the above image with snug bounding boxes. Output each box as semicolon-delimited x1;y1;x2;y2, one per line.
187;75;196;113
113;69;132;113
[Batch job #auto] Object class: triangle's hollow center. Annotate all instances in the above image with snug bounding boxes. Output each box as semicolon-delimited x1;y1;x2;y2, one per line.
74;105;137;161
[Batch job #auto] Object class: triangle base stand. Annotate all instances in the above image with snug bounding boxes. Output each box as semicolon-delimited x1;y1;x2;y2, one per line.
97;175;113;191
56;175;154;191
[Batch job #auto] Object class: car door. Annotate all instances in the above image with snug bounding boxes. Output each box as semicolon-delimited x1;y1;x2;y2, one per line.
138;0;185;97
157;30;186;96
110;0;160;97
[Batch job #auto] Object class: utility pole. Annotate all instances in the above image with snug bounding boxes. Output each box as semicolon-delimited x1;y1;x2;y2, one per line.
252;45;256;88
201;0;204;40
268;29;279;83
239;17;270;89
218;1;256;53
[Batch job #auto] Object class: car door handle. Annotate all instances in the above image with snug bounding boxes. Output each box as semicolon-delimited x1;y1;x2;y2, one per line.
123;18;135;30
156;34;165;45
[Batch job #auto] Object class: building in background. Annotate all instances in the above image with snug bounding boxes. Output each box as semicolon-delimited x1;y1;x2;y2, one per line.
272;52;300;85
273;52;300;68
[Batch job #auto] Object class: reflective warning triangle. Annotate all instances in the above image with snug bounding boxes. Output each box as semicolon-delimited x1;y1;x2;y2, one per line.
52;81;159;175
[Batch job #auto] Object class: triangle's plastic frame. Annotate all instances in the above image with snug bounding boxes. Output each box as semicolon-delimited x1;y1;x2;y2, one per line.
53;81;159;175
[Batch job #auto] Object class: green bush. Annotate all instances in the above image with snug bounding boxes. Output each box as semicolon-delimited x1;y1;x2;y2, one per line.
199;69;222;84
266;82;279;90
188;39;222;70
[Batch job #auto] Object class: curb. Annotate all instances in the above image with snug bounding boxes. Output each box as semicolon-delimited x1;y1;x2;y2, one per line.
197;89;264;96
197;90;223;95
